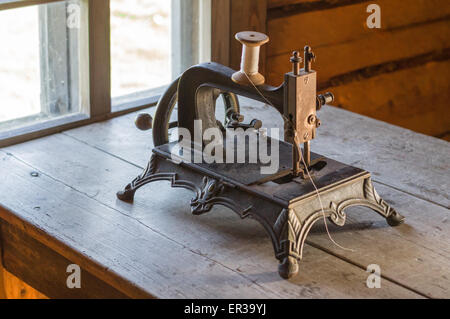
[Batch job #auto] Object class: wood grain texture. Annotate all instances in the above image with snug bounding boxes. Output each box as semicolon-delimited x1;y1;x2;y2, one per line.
0;244;5;299
268;0;372;19
2;270;48;299
0;150;418;298
211;0;231;66
88;0;111;117
307;182;450;298
267;19;450;86
1;102;447;297
319;112;449;208
325;60;450;137
267;0;450;57
268;0;316;9
1;234;47;299
230;0;268;72
265;0;450;138
439;132;450;142
332;61;450;135
1;221;129;299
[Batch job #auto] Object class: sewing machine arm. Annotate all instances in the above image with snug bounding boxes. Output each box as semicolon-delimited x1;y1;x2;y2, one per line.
176;62;284;137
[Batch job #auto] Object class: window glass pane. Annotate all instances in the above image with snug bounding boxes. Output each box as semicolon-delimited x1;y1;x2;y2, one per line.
110;0;171;98
0;5;40;124
0;0;86;132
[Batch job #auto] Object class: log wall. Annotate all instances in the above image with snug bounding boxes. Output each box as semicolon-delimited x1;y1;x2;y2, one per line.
212;0;450;140
266;0;450;139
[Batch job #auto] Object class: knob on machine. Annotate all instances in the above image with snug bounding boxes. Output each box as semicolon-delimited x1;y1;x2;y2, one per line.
135;113;153;131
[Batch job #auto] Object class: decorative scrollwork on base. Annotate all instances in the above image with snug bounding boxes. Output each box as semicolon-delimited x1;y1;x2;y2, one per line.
116;155;159;201
117;157;252;218
273;177;405;265
363;178;395;217
273;209;303;261
329;201;346;226
190;177;252;217
325;178;404;225
191;177;225;215
118;154;405;280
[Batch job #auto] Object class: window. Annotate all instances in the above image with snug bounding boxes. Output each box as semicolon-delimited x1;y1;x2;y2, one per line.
0;0;88;144
110;0;171;98
110;0;171;112
110;0;212;112
0;0;211;147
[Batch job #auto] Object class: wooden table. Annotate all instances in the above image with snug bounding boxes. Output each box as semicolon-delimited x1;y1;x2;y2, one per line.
0;100;449;298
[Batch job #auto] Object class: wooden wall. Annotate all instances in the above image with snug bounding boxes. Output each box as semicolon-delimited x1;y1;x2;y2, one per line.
212;0;268;73
0;269;48;299
0;255;47;299
213;0;450;140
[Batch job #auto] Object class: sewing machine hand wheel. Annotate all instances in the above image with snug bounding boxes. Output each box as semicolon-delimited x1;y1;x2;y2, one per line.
148;76;240;147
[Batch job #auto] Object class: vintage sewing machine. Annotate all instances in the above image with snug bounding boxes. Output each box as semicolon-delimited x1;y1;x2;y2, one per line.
117;31;404;279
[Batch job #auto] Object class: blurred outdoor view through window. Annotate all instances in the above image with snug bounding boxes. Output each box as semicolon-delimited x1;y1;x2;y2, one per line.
0;1;84;130
0;6;41;124
110;0;171;98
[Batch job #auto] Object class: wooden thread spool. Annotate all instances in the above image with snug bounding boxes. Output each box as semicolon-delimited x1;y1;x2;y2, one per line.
231;31;269;86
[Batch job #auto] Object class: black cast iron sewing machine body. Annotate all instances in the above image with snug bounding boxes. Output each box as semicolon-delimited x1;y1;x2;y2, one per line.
117;32;404;279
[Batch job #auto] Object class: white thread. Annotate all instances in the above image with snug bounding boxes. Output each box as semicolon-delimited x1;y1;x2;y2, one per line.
241;45;260;75
242;71;355;253
298;141;355;252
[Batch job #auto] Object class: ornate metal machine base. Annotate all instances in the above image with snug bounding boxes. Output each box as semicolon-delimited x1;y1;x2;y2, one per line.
117;141;404;279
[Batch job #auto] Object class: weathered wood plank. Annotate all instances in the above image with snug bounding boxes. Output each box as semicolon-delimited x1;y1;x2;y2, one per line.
267;0;450;57
440;132;450;142
230;0;268;72
322;60;450;137
62;108;157;169
307;181;450;298
88;0;111;117
0;154;279;298
266;19;450;86
0;245;5;299
1;225;47;299
315;111;449;209
266;0;450;139
0;141;420;298
268;0;316;9
2;270;48;299
268;0;369;14
1;221;128;299
211;0;231;66
4;132;443;297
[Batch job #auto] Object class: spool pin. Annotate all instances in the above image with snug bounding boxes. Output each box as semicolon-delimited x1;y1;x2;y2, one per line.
231;31;269;86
